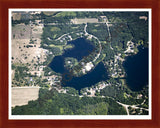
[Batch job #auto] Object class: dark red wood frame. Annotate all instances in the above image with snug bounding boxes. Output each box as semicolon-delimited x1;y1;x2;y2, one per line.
0;0;160;128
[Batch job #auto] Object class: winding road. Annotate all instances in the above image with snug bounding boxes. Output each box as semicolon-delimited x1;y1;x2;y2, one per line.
105;18;113;50
84;23;102;62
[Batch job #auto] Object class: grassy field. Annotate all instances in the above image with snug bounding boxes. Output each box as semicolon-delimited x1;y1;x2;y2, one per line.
50;27;61;32
55;12;76;17
49;44;64;50
12;87;40;107
43;11;57;16
63;44;73;50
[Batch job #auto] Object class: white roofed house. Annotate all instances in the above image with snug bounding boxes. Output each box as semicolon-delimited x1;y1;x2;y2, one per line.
84;62;94;72
139;16;148;21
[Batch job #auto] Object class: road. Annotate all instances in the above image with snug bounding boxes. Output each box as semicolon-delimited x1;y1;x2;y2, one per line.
105;18;113;50
55;33;70;41
117;101;149;115
84;23;102;62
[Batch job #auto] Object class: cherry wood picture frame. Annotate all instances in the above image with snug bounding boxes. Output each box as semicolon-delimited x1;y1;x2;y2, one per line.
0;0;160;128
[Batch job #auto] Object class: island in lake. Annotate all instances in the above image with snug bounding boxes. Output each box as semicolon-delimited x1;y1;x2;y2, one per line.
11;10;149;116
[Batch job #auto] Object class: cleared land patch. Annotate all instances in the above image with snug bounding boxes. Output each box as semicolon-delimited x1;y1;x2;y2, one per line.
71;18;99;24
12;23;46;65
12;39;46;64
12;87;40;107
12;12;21;20
12;24;31;39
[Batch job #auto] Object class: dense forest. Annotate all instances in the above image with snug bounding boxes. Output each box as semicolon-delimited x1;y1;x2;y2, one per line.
12;88;127;115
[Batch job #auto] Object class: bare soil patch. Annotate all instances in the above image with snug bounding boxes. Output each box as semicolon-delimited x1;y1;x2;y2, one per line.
12;13;21;20
12;87;40;107
12;24;31;39
71;18;99;24
12;24;46;65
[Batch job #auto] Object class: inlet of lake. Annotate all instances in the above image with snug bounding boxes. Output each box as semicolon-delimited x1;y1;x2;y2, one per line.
49;38;149;91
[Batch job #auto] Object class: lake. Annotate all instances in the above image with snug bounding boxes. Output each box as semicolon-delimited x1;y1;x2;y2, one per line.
49;38;95;74
62;62;108;90
123;46;149;91
49;38;109;90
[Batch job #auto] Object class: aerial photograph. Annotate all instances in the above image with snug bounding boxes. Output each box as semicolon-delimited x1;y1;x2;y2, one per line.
10;9;150;117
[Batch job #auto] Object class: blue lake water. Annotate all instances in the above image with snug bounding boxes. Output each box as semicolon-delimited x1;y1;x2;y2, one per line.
49;38;109;90
49;38;95;74
123;46;149;91
49;37;148;91
63;38;94;61
62;62;108;90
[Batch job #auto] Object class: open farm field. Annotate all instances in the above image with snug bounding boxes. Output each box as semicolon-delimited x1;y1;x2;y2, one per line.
12;87;40;107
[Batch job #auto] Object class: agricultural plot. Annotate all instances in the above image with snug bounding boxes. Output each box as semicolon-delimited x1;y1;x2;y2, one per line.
12;87;40;107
